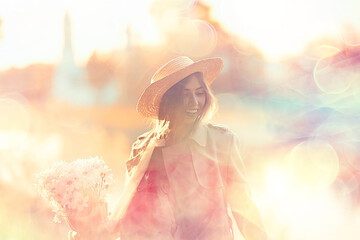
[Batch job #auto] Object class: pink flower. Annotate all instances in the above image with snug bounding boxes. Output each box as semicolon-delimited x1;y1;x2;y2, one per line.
36;156;114;223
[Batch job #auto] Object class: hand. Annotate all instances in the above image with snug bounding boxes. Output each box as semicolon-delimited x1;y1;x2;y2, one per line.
67;221;120;240
67;230;78;240
66;201;109;239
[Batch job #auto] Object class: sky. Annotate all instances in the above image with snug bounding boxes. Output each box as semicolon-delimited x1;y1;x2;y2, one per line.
0;0;359;70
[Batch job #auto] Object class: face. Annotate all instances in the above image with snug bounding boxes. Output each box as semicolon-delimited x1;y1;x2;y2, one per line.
181;74;207;124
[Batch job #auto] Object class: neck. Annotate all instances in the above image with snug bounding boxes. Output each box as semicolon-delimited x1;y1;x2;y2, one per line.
167;120;198;145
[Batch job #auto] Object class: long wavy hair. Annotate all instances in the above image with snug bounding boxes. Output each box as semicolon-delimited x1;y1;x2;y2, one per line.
152;72;218;140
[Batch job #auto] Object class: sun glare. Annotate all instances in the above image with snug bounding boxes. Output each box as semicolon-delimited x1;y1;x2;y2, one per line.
256;165;353;240
0;0;359;68
209;0;343;60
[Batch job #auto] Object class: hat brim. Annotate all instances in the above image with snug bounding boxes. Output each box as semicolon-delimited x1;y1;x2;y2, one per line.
137;57;224;118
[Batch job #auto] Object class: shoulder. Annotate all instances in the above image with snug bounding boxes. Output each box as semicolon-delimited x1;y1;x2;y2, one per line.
206;123;234;136
132;130;153;149
205;123;242;156
206;123;237;144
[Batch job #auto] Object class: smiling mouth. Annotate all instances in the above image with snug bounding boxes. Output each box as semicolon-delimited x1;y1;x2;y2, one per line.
186;109;198;113
185;109;200;117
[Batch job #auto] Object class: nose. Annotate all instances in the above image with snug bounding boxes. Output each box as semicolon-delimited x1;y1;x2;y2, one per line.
188;93;198;107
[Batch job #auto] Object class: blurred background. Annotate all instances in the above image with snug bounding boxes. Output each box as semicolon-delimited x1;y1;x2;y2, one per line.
1;0;360;239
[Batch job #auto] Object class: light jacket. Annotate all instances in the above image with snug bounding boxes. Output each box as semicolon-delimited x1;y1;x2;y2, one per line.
110;123;263;234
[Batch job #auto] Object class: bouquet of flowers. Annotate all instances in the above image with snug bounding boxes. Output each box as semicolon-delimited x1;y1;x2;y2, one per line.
37;156;114;238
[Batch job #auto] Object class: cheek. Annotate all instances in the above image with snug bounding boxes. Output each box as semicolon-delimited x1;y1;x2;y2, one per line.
198;96;206;109
182;96;187;106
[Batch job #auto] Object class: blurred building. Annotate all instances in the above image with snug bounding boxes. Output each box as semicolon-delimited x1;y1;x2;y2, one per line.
52;11;119;106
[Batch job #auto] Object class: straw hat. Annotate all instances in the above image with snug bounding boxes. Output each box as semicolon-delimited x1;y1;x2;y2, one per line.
136;56;224;118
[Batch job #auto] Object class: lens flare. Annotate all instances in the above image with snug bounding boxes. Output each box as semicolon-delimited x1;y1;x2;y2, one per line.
308;45;342;60
165;18;217;57
333;176;359;210
340;23;360;46
351;73;360;105
0;98;30;150
287;140;339;192
313;53;359;94
257;164;355;240
335;141;360;171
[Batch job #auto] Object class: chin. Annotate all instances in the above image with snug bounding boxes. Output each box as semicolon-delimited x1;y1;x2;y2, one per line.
184;116;199;125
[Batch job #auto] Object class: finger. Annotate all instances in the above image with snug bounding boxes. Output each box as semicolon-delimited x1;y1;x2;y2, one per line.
67;230;78;240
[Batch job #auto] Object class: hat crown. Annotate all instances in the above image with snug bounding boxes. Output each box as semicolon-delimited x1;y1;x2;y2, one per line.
151;56;194;84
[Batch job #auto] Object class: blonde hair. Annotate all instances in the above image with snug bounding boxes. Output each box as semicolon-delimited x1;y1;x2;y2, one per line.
152;72;218;139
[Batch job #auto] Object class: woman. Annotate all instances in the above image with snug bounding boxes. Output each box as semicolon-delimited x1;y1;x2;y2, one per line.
69;56;267;240
109;56;267;240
